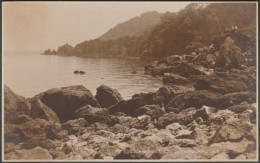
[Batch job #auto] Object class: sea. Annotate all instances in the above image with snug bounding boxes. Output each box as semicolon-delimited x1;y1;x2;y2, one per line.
3;52;163;100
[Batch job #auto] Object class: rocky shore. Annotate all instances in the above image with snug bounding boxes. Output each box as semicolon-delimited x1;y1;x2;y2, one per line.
4;41;257;160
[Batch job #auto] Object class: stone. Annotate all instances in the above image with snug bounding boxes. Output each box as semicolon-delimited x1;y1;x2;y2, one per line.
135;105;165;119
74;105;110;124
163;73;188;84
30;98;60;123
4;147;52;160
36;85;100;123
156;112;181;129
167;90;224;110
215;37;243;69
4;85;30;124
95;84;123;108
62;118;88;130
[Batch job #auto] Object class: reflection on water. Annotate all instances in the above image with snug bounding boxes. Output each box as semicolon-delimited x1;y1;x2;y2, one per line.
4;53;163;99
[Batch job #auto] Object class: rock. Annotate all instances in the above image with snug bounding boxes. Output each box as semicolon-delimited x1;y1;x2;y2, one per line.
215;37;243;69
227;102;255;113
114;139;160;159
135;105;165;119
74;105;110;124
4;85;30;124
36;85;100;123
211;152;230;160
156;85;194;106
4;147;52;160
95;84;123;108
163;73;188;84
5;118;61;144
131;115;151;129
4;142;16;154
156;112;181;129
167;90;224;110
30;98;60;123
194;78;211;90
10;115;33;124
175;129;194;139
62;118;88;130
208;118;252;145
109;97;146;116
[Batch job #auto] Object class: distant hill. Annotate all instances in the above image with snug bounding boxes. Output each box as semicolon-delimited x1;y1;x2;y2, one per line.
42;3;256;62
99;11;163;41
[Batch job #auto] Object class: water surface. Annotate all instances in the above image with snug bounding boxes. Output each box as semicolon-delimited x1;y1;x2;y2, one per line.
4;53;162;99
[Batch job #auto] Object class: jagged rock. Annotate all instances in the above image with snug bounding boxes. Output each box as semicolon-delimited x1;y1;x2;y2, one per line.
167;90;224;110
10;115;33;124
36;85;100;123
156;112;181;129
4;85;30;124
215;37;243;69
4;147;52;160
227;102;255;113
156;85;194;106
208;118;253;145
95;84;123;108
135;105;165;119
109;92;163;116
62;118;89;135
30;98;60;123
5;118;61;144
163;73;188;84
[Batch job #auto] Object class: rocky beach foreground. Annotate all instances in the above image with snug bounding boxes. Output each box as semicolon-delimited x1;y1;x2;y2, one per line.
4;33;257;160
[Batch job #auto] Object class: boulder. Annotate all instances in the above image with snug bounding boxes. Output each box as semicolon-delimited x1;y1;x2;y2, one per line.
10;115;33;124
215;37;243;69
95;84;123;108
108;96;146;116
208;118;253;145
30;98;60;123
167;90;224;110
4;85;30;124
4;147;52;160
163;73;188;84
156;112;181;129
135;105;165;119
36;85;100;123
5;118;61;144
74;105;110;124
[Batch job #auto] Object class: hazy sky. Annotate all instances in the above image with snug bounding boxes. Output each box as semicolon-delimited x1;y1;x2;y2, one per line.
3;2;190;53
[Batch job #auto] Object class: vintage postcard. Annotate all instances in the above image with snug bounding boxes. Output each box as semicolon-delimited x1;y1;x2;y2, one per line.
2;1;258;161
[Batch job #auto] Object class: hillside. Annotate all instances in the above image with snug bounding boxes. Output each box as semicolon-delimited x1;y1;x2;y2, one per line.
99;11;163;41
42;3;256;62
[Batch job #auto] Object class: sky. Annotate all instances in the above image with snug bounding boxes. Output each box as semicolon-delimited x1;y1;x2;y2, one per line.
2;2;190;53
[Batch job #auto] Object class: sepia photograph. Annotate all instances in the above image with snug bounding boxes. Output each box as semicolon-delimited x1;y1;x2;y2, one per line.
1;1;258;161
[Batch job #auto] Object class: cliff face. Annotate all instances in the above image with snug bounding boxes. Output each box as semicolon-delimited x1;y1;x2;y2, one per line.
42;3;256;62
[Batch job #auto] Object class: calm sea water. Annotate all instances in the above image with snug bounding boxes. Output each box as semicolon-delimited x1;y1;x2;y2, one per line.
4;53;162;100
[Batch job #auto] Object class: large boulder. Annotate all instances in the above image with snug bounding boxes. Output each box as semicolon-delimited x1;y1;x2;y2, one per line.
4;147;52;160
35;85;100;123
156;112;182;129
109;92;163;116
95;85;123;108
167;90;225;110
215;37;244;69
74;105;110;124
4;85;30;124
30;98;60;123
